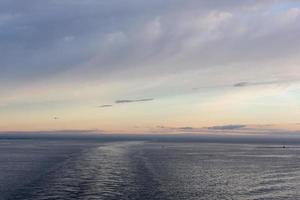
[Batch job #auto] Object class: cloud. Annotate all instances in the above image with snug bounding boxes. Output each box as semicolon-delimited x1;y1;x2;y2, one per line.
96;98;154;109
178;126;194;130
98;104;113;108
207;124;246;130
0;129;103;136
177;125;246;132
233;82;249;87
115;100;134;104
135;98;154;102
1;0;300;132
232;79;300;88
63;35;75;42
1;0;300;90
192;78;300;92
115;98;154;104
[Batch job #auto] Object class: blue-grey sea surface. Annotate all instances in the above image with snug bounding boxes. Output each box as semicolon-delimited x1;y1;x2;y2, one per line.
1;139;300;200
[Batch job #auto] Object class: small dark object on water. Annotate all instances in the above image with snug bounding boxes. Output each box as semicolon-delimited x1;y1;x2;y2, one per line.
283;145;286;148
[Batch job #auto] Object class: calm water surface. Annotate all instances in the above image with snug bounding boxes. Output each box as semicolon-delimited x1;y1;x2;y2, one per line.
1;139;300;200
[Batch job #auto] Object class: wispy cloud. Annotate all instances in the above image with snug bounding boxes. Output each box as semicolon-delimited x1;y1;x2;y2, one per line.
191;79;300;92
178;126;194;130
233;82;249;87
207;124;246;130
98;104;113;108
115;98;154;104
96;98;154;109
115;100;134;104
233;79;300;88
135;98;154;102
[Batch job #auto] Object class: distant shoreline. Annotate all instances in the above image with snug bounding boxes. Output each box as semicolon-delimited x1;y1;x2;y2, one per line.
1;132;300;145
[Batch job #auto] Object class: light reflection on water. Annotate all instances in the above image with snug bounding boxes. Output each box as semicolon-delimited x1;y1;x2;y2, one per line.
1;140;300;200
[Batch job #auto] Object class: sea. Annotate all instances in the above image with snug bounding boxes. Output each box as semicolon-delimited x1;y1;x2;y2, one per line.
1;135;300;200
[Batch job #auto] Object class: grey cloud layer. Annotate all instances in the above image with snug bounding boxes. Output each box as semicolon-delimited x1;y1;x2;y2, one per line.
1;0;300;93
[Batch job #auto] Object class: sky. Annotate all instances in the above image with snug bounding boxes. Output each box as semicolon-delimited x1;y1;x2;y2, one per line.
0;0;300;135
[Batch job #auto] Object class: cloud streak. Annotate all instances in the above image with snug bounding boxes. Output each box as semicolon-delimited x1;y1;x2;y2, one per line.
233;82;249;87
98;105;113;108
207;124;246;130
96;98;154;109
233;79;300;88
115;98;154;104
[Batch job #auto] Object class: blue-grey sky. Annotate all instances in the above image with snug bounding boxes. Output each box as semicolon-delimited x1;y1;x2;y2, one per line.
0;0;300;133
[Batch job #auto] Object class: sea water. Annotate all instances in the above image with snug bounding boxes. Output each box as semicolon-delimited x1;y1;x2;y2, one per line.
1;139;300;200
